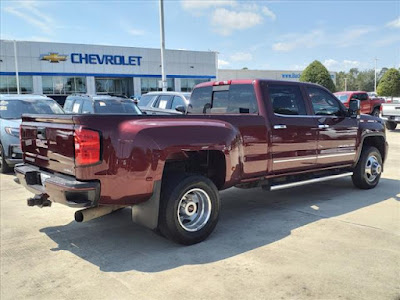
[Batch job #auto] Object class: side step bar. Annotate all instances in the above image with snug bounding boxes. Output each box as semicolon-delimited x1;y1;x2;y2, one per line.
270;172;353;191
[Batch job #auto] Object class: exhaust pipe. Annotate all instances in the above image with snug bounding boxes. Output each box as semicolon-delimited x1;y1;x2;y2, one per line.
75;205;124;223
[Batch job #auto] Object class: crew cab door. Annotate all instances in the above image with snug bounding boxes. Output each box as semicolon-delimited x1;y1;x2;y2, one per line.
305;86;358;166
264;83;319;173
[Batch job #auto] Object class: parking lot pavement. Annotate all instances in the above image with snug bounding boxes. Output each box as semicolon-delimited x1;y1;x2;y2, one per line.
1;131;399;300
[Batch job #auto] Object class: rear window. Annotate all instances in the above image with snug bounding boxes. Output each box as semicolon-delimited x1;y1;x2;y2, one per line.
188;84;258;114
0;99;64;119
94;99;142;114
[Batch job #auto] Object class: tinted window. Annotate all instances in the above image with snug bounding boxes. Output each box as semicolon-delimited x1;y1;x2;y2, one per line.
171;96;186;109
0;99;64;119
138;94;157;108
155;95;173;109
308;87;342;116
268;84;307;115
188;84;258;114
93;99;142;114
63;99;74;112
82;100;93;114
188;86;212;114
359;93;368;101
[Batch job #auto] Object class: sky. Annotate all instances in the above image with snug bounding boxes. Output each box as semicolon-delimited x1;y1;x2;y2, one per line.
1;0;399;72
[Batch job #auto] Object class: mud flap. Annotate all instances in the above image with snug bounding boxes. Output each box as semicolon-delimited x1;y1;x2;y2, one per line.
131;180;161;230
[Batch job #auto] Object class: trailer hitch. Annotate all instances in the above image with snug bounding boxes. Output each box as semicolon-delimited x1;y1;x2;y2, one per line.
27;194;52;208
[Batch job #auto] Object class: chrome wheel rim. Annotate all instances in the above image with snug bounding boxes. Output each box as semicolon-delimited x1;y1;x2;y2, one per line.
365;155;381;183
177;188;212;232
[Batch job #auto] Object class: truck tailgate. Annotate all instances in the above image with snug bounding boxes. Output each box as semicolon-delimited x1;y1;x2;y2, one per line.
20;114;76;176
382;103;400;117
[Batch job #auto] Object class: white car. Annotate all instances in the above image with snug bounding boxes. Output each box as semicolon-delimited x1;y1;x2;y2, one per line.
138;92;190;115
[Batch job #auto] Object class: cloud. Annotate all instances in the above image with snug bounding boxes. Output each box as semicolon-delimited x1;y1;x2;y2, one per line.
386;17;400;28
272;30;324;52
374;35;400;47
218;59;230;67
211;8;263;36
272;26;373;52
230;52;252;61
322;59;361;71
181;0;235;11
261;6;276;21
127;28;145;36
3;1;55;35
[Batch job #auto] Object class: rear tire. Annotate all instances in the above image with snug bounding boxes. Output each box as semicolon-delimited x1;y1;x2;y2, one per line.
371;108;380;117
352;146;382;189
158;174;220;245
385;121;397;130
0;144;12;174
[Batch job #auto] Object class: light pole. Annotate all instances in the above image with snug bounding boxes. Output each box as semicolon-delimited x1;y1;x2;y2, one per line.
10;40;20;94
374;57;379;93
344;77;347;91
159;0;167;92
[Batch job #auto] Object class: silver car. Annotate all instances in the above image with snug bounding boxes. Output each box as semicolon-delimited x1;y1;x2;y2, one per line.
138;92;190;115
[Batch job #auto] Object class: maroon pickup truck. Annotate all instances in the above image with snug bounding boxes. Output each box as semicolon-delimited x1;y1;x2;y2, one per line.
15;80;388;245
334;91;385;117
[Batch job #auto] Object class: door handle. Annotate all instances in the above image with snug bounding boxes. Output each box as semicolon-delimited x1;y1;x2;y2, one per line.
274;125;287;129
318;124;329;129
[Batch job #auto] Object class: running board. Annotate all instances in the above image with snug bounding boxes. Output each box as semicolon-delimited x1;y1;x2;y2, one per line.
270;172;353;191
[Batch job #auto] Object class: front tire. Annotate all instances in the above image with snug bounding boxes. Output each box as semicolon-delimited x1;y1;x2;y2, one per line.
352;146;382;189
386;121;397;130
371;108;380;117
0;144;12;174
158;174;220;245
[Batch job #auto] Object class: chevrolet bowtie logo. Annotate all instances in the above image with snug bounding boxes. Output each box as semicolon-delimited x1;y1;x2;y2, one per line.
40;53;67;63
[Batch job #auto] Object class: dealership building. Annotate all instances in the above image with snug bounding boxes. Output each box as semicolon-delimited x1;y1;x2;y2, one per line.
0;40;217;102
218;69;337;84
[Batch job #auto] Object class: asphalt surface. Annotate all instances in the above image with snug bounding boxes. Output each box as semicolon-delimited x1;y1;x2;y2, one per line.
1;130;399;300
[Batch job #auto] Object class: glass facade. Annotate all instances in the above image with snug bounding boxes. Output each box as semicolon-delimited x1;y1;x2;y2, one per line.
0;76;33;94
181;78;210;92
42;76;86;95
140;78;174;94
95;78;129;95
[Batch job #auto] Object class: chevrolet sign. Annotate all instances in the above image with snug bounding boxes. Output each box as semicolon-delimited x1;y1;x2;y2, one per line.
40;53;68;63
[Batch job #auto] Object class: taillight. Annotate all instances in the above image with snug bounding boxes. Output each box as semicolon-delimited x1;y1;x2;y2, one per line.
74;127;100;166
213;80;231;86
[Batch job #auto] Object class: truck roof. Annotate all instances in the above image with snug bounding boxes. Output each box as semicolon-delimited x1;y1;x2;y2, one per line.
0;94;52;100
334;91;367;94
195;79;327;89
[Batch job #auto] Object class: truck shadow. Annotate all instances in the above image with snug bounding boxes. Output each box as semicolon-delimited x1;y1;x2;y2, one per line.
40;177;400;273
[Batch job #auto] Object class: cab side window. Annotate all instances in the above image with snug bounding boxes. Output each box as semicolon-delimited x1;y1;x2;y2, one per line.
211;84;258;114
268;84;307;115
359;93;368;101
307;87;342;116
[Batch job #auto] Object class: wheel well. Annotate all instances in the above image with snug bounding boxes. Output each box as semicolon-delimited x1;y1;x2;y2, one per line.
163;150;226;190
363;136;386;162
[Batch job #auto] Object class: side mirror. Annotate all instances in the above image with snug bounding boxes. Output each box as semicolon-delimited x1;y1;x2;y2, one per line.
349;99;360;118
175;105;186;114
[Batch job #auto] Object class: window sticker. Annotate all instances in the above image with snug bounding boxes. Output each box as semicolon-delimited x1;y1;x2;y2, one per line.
99;102;106;106
159;100;168;109
0;106;7;111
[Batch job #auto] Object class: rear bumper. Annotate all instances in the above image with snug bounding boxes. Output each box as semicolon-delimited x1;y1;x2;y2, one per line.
15;164;100;208
380;114;400;123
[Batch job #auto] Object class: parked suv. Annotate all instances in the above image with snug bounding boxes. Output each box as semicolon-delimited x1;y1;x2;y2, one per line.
0;94;63;173
63;94;142;115
16;80;388;245
138;91;190;115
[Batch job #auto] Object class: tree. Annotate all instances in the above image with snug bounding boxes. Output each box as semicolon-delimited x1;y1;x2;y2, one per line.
300;60;336;92
377;68;400;99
